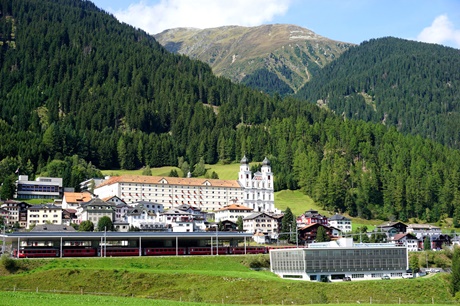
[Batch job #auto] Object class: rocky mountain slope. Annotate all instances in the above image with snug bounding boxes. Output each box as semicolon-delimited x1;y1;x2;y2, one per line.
154;24;353;94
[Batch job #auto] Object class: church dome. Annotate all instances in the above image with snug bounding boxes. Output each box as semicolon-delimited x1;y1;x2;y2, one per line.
262;157;270;166
240;155;248;164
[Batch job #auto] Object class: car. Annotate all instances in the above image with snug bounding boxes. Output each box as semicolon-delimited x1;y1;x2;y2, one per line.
402;273;414;279
343;276;351;281
381;275;390;280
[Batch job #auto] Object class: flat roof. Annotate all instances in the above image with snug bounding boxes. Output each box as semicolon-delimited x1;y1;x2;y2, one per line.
1;231;253;242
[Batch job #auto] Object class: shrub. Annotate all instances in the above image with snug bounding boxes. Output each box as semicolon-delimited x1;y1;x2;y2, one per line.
1;255;18;272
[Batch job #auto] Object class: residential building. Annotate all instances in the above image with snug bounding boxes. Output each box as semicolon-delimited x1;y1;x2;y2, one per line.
30;224;76;232
102;196;128;222
75;198;115;225
27;204;62;229
407;224;442;239
15;175;63;199
243;212;278;236
80;178;105;192
328;213;352;233
62;192;92;210
125;201;166;231
94;156;275;213
270;238;408;281
296;209;328;228
298;223;337;244
1;200;31;227
392;233;419;251
214;204;253;223
376;222;407;235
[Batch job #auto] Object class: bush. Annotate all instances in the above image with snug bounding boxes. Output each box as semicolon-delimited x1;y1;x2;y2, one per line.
241;254;270;269
1;255;18;272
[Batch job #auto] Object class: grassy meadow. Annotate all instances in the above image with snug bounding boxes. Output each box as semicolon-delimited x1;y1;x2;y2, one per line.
0;255;456;305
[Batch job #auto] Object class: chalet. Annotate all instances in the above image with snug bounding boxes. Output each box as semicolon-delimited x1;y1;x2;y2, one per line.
298;223;336;244
407;224;441;239
296;209;328;228
392;233;419;251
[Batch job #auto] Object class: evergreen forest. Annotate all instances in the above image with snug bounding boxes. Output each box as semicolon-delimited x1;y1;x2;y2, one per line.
2;0;460;224
295;37;460;149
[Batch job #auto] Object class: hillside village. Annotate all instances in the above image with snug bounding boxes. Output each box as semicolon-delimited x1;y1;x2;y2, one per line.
1;156;453;252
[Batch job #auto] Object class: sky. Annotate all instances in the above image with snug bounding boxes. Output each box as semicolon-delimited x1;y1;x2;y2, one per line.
91;0;460;49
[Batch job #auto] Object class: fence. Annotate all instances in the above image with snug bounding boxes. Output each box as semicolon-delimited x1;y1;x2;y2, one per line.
1;286;458;305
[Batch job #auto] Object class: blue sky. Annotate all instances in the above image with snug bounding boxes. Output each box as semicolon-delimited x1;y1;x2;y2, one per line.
91;0;460;49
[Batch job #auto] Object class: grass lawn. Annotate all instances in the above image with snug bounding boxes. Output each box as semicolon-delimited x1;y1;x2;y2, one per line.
0;256;455;305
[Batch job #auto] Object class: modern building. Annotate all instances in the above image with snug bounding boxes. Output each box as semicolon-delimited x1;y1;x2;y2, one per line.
328;213;352;233
27;204;63;229
94;156;275;213
270;238;408;281
15;175;63;199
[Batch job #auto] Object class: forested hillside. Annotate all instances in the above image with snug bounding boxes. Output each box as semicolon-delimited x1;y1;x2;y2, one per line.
295;37;460;149
2;0;460;224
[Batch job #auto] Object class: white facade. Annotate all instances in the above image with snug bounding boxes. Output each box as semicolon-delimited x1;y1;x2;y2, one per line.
238;156;274;212
76;198;115;225
27;204;62;229
214;204;253;222
243;212;278;235
125;201;166;230
94;157;275;213
62;192;92;210
328;214;352;233
407;224;441;239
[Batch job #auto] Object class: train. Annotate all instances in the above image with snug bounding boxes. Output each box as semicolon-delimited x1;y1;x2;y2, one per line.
11;245;296;258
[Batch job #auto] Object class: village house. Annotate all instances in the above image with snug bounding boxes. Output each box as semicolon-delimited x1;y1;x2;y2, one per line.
243;212;278;236
392;233;419;251
1;200;31;227
62;192;93;210
298;223;338;244
27;204;62;229
214;203;253;223
328;213;352;233
75;197;115;225
296;209;328;228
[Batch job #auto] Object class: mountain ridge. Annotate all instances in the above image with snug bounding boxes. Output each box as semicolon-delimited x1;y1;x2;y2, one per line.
154;24;353;94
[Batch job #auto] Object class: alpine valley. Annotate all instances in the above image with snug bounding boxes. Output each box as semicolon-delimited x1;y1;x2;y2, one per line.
1;0;460;225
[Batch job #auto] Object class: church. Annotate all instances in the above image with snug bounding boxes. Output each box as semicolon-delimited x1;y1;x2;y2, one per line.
94;156;275;213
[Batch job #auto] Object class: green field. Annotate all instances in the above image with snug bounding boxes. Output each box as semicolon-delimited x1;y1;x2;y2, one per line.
0;256;455;305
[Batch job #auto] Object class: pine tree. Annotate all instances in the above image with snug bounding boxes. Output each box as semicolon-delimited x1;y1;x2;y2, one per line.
280;207;294;241
316;226;330;242
236;216;243;232
450;247;460;297
424;236;431;251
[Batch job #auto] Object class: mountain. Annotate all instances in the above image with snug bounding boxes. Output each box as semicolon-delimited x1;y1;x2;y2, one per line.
3;0;460;223
154;24;352;95
295;37;460;149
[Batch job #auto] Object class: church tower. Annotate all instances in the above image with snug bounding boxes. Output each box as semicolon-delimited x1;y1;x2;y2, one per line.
238;155;251;188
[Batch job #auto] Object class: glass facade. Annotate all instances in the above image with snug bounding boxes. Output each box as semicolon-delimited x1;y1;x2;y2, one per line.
270;245;407;280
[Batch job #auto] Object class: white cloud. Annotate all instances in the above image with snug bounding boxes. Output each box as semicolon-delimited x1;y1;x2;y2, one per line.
114;0;291;34
417;14;460;48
